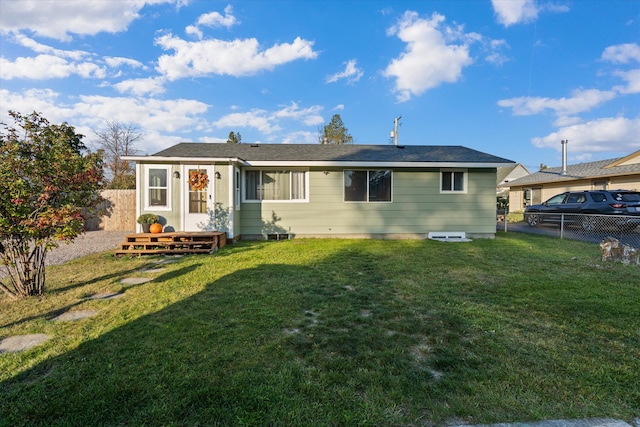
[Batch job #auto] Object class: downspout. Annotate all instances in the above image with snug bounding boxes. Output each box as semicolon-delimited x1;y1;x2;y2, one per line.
227;161;235;240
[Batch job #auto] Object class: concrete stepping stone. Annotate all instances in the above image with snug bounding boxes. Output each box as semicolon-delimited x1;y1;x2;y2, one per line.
85;292;124;300
120;277;153;285
52;310;98;322
0;334;51;353
137;268;164;274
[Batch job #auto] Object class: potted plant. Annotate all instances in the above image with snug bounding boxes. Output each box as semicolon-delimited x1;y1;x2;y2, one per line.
136;213;159;233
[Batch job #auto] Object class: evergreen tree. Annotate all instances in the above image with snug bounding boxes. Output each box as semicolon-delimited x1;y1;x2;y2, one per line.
319;114;353;144
227;131;242;144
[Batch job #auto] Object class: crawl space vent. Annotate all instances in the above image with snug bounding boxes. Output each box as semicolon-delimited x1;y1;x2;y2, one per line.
428;231;472;243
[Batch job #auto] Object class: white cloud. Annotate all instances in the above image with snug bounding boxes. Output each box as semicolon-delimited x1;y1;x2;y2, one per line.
0;88;74;125
384;11;473;102
553;116;583;128
333;104;345;111
113;77;166;96
76;95;210;133
1;37;147;81
185;25;203;40
155;34;318;80
484;39;510;66
280;131;318;144
104;56;147;70
0;88;215;154
613;69;640;94
602;43;640;64
197;5;237;29
0;0;179;41
274;102;324;126
532;117;640;154
491;0;539;26
13;34;89;60
0;54;106;80
326;59;364;84
213;110;280;134
212;102;324;134
198;136;228;144
498;89;617;117
185;5;238;40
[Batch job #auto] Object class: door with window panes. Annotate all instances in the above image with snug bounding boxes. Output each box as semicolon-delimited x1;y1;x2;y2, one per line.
183;166;213;231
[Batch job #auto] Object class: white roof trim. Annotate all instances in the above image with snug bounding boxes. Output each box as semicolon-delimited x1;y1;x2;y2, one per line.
122;156;246;164
245;161;511;168
123;156;511;169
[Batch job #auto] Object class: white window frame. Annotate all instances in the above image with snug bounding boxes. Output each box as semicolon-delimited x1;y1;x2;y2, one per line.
243;169;309;203
234;167;241;209
144;165;172;211
440;169;468;194
343;169;393;203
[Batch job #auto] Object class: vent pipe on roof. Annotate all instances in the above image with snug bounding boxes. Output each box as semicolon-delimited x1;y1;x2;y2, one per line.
393;116;402;145
561;139;568;175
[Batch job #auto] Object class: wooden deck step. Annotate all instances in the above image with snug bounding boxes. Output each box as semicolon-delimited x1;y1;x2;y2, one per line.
115;248;213;256
114;231;227;256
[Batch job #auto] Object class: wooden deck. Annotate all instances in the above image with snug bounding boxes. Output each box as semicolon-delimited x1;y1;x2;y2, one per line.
114;231;226;256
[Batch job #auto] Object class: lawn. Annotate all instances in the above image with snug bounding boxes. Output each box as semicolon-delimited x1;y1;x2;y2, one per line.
1;233;638;426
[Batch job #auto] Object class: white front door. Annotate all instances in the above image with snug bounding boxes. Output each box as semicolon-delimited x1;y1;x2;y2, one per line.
183;166;214;231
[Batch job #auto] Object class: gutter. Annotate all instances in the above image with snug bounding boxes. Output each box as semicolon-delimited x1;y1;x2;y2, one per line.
123;156;513;169
122;156;248;165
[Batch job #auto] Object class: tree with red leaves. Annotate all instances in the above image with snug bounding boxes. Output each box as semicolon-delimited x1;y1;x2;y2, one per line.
0;111;104;298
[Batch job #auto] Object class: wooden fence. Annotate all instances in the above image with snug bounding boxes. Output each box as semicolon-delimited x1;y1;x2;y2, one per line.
85;190;136;231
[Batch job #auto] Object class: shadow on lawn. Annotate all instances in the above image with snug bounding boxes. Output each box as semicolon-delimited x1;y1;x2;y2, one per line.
12;239;636;425
2;264;201;330
0;246;473;425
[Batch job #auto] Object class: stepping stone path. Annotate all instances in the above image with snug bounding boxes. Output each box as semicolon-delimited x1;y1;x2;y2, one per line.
52;310;99;321
137;268;164;274
0;334;51;354
119;277;153;285
85;292;124;300
1;263;168;354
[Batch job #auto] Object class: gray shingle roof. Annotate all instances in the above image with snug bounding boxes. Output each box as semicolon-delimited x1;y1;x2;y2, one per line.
151;143;514;164
504;157;640;187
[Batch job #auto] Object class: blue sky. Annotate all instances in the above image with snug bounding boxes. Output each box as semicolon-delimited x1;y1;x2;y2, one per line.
1;0;639;172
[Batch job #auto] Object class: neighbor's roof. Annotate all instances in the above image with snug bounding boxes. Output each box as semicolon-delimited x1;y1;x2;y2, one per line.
504;156;640;187
129;143;514;167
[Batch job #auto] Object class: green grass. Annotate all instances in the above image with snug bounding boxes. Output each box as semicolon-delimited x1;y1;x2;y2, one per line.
1;233;639;426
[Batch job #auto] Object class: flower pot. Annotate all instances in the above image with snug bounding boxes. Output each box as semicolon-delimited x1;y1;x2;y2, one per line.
149;223;163;233
141;223;151;233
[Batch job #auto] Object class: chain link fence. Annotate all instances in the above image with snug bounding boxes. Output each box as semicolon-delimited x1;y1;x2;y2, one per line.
502;211;640;248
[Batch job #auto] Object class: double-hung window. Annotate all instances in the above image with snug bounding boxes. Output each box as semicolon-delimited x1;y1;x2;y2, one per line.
245;170;307;201
440;169;467;193
344;170;392;202
146;165;171;210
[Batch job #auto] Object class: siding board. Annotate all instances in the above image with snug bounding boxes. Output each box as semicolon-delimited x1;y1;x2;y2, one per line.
239;169;497;237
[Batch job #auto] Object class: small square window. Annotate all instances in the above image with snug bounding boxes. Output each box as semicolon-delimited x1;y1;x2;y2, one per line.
441;170;466;193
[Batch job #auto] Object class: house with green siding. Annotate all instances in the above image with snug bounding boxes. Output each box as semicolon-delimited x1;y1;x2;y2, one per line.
125;143;514;241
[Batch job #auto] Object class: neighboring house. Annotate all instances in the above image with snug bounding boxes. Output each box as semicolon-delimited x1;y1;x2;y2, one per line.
503;149;640;211
125;143;514;240
497;163;530;198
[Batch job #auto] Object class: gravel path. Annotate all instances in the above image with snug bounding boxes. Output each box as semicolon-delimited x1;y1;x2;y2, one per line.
1;231;131;279
45;230;131;266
